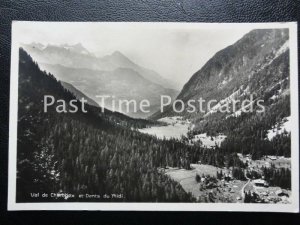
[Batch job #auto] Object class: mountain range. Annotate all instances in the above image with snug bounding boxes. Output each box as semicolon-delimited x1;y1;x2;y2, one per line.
21;42;179;118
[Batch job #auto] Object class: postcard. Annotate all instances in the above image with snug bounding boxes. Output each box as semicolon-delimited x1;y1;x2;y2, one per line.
8;21;299;211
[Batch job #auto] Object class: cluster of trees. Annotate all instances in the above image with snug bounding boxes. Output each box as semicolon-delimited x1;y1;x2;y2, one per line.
199;176;218;190
246;170;261;179
244;191;263;203
231;167;246;180
262;166;291;189
216;170;224;180
195;174;218;190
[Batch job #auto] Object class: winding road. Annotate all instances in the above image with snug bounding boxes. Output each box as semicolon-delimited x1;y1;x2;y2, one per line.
241;172;251;201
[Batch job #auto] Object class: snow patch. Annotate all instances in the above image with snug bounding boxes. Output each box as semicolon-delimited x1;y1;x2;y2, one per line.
158;116;189;125
247;40;289;81
205;86;250;118
263;40;289;68
191;133;226;148
269;88;283;101
274;40;289;59
217;77;232;89
226;100;255;118
267;116;291;140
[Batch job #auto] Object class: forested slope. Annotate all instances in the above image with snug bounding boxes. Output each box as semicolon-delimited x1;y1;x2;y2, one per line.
17;49;242;202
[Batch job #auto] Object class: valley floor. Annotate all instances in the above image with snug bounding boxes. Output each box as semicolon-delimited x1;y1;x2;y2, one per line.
139;116;226;148
162;163;291;204
138;116;190;139
162;164;245;203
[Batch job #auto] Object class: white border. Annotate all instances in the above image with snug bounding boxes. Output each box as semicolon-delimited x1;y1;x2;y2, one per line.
8;21;299;212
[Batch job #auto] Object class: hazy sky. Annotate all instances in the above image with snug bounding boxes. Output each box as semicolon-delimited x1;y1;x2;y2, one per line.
15;22;253;88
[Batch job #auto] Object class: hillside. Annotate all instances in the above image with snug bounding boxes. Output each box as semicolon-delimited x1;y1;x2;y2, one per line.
18;48;237;203
39;63;178;118
102;50;178;90
152;29;291;158
60;81;99;107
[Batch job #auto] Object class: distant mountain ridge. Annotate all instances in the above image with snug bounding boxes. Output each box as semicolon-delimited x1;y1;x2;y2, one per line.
102;50;178;90
39;63;178;118
21;42;179;118
21;42;178;90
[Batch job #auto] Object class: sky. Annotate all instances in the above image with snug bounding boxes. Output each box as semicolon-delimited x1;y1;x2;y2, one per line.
14;22;253;89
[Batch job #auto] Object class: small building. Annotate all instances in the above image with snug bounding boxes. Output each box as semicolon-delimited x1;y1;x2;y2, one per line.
253;179;267;187
245;154;251;160
267;155;277;161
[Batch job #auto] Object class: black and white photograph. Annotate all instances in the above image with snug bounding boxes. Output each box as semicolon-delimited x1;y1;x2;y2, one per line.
8;22;299;211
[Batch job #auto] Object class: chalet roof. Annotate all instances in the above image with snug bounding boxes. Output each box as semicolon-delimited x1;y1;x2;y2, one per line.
267;155;277;160
253;179;265;184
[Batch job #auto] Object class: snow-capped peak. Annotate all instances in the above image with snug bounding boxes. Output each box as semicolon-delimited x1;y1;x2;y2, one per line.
60;43;90;55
